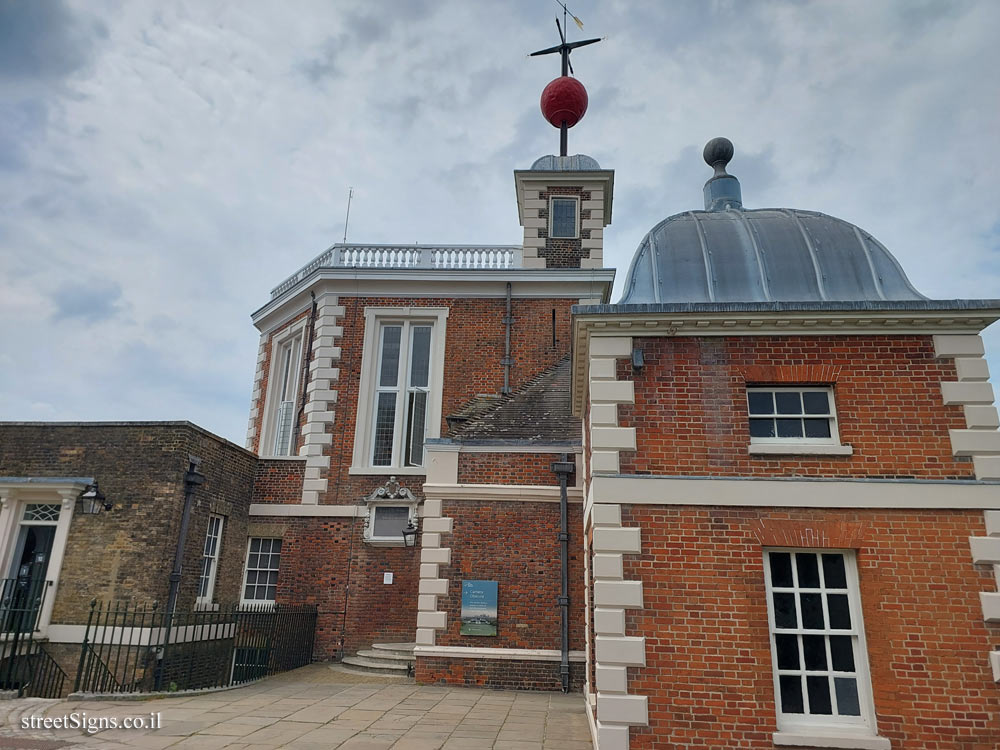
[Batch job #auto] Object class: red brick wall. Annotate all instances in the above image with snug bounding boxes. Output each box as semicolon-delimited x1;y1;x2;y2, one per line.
621;505;999;749
457;452;563;485
316;296;573;506
617;335;972;479
259;514;420;657
415;656;585;691
251;459;305;504
435;500;585;651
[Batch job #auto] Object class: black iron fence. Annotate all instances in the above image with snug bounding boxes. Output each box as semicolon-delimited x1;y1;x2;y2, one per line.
0;578;66;698
74;601;317;695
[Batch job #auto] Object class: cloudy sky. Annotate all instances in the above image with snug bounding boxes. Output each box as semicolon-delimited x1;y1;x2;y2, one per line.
2;0;998;446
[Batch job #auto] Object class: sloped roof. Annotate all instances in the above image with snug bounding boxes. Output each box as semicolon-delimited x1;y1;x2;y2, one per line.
448;357;579;445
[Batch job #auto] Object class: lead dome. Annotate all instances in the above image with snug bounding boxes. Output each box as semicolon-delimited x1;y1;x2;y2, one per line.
619;139;927;305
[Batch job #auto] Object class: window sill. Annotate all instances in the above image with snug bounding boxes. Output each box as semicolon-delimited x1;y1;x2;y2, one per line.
193;601;219;612
259;455;307;461
349;466;427;476
364;539;408;548
749;444;854;456
773;731;890;749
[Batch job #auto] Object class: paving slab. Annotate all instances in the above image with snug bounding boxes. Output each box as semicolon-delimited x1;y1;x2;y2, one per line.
0;663;592;749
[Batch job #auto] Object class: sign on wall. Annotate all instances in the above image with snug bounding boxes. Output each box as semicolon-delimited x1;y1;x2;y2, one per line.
460;580;498;636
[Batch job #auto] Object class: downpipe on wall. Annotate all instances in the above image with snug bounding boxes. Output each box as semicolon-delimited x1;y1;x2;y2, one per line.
552;454;575;693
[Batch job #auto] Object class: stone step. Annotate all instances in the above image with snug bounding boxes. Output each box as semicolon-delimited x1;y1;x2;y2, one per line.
370;642;417;654
341;655;412;673
356;649;415;663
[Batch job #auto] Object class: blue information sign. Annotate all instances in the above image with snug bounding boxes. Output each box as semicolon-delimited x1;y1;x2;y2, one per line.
460;580;498;636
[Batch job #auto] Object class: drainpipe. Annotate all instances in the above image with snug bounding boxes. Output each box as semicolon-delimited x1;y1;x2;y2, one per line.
156;456;205;690
501;282;513;395
552;455;575;693
293;291;318;453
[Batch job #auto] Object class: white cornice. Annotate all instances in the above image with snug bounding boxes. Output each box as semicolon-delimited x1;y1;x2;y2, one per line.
590;475;1000;509
422;483;583;503
571;308;1000;414
253;270;615;329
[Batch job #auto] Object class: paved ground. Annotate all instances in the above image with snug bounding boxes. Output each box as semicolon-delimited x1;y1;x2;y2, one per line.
0;664;593;749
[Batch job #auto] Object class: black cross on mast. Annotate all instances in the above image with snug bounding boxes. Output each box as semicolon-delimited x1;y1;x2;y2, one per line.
530;13;601;156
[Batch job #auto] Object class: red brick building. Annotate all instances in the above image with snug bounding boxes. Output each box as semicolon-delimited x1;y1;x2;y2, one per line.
237;136;1000;749
2;128;999;747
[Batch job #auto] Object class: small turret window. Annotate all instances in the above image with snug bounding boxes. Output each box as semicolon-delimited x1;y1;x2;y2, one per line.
550;197;579;238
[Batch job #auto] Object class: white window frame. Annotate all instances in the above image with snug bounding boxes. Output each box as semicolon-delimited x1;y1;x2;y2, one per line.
260;318;308;457
747;386;853;456
363;503;418;547
548;196;579;239
240;537;281;606
764;548;882;745
351;307;448;475
196;514;224;607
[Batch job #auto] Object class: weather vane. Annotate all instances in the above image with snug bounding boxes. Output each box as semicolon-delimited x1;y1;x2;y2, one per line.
530;1;602;157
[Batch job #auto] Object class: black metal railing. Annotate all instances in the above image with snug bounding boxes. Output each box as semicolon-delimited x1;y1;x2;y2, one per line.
0;578;66;698
74;601;317;695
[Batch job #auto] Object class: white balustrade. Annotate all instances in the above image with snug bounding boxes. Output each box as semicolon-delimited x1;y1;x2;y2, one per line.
271;245;524;298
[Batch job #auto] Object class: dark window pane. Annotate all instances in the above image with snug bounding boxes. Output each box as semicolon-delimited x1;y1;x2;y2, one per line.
800;593;825;629
379;326;401;387
775;391;802;414
248;554;259;569
373;506;409;538
796;553;821;587
776;419;804;438
779;675;804;713
802;391;830;415
409;327;431;388
834;677;861;716
775;634;800;670
750;419;775;438
551;198;577;237
748;391;774;415
405;391;427;467
372;392;397;465
769;552;793;587
773;593;797;628
828;594;852;629
804;418;832;438
271;540;282;554
250;538;261;553
802;635;828;670
807;676;833;714
830;635;855;672
822;554;848;588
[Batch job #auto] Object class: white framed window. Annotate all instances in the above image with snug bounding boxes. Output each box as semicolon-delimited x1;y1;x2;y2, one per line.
764;549;879;741
549;196;579;239
260;319;307;457
746;386;853;456
241;538;281;605
351;307;448;474
197;514;224;605
364;505;416;546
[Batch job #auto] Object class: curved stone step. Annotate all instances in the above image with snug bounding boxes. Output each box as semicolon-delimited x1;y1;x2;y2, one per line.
370;642;417;654
356;649;415;663
341;655;412;673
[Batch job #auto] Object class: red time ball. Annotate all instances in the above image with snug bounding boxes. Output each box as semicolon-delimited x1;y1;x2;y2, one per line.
540;76;588;128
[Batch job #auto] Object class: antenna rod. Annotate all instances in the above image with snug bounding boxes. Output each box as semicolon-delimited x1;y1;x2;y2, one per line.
342;187;353;244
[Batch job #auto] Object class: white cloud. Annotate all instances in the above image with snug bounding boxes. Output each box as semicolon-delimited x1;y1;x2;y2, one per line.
0;0;997;443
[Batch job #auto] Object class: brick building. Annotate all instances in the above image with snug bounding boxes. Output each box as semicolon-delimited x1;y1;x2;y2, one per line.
2;130;999;747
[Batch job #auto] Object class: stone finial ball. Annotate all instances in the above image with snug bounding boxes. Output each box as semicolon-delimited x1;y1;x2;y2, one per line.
540;76;589;128
703;137;734;168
